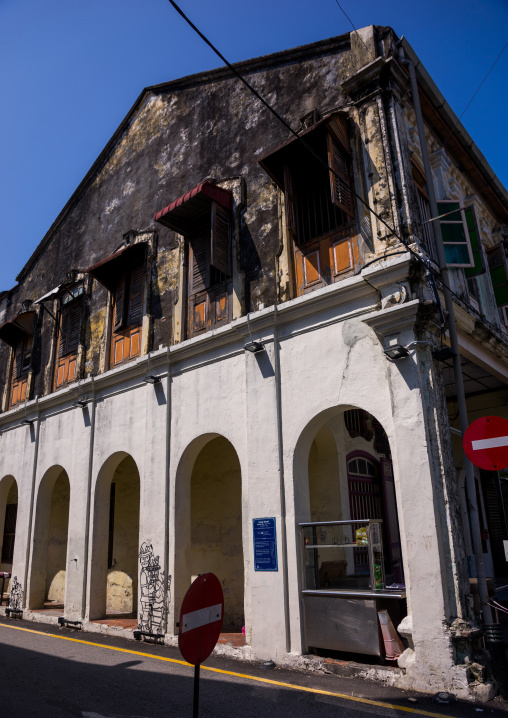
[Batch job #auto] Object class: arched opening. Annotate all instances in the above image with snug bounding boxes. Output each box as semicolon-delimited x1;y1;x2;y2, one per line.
0;476;18;603
296;407;406;658
175;435;244;634
89;453;140;623
29;467;70;613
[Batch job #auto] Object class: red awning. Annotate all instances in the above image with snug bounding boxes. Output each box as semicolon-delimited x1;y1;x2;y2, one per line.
0;311;36;348
154;182;233;234
84;242;146;292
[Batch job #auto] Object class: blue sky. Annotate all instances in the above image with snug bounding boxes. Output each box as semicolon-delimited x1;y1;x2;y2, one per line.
1;0;507;291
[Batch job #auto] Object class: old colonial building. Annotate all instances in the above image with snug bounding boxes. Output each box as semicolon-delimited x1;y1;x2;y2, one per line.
1;26;508;698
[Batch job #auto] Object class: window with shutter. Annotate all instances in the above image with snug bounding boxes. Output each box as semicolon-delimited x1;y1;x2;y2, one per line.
438;201;479;268
10;334;32;408
259;112;356;298
110;263;145;367
153;182;233;339
487;243;508;325
186;206;232;338
54;285;83;390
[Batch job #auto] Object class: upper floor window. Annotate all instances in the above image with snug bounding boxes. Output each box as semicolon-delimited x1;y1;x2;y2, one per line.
487;242;508;328
85;241;147;368
411;162;436;258
260;112;355;297
154;182;233;338
0;311;35;409
54;283;84;389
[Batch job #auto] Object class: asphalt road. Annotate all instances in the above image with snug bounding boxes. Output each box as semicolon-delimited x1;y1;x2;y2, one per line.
0;617;506;718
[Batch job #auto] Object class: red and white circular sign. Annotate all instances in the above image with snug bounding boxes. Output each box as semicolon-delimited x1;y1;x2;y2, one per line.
178;573;224;666
463;416;508;471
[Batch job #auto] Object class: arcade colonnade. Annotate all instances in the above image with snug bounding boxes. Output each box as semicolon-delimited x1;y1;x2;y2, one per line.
0;284;473;695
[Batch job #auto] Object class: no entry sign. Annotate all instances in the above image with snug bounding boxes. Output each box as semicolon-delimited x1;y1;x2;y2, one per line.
178;573;224;666
463;416;508;471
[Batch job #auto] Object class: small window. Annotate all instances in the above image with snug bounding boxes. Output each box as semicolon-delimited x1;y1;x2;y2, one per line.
154;182;233;339
111;263;145;366
259;113;356;298
488;243;508;326
54;284;83;389
10;335;32;408
438;201;484;272
412;162;436;257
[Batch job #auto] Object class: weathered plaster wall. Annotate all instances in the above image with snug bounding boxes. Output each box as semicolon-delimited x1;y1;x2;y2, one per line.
190;436;244;628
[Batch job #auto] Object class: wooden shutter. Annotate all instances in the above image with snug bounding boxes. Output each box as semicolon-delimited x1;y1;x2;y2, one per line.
67;302;82;353
328;132;354;218
114;275;126;331
127;264;144;326
189;233;210;295
14;342;24;378
58;308;69;358
488;244;508;308
210;202;230;276
284;165;298;241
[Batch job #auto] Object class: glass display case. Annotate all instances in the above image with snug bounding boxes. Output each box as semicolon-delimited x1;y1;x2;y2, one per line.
299;520;406;657
302;519;385;593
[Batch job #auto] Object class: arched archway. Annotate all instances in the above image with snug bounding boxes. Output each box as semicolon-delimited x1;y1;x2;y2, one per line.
0;477;18;603
175;434;244;632
295;406;403;588
88;452;140;621
29;467;70;611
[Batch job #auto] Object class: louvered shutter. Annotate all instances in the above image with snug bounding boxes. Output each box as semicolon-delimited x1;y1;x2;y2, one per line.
58;307;69;358
127;264;144;326
328;132;354;218
14;342;23;378
488;244;508;308
114;275;126;331
67;302;82;353
284;165;298;241
190;232;210;295
210;201;231;276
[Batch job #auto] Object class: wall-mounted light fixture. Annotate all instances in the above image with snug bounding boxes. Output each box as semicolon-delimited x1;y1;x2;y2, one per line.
143;375;161;385
244;340;264;353
383;344;410;360
73;396;91;408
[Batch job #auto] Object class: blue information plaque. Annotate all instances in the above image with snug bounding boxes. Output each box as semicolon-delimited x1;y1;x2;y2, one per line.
253;517;278;571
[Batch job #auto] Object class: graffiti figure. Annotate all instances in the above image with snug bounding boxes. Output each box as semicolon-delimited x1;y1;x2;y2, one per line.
138;542;166;634
9;576;23;611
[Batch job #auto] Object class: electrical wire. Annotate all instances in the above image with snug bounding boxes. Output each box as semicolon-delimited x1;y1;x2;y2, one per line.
166;1;456;306
441;40;508;150
333;0;375;61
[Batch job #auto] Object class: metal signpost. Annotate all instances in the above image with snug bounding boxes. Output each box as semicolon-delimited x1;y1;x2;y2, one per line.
178;573;224;717
463;416;508;471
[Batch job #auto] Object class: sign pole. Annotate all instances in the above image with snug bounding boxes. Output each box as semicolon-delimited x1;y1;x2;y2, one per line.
193;664;200;718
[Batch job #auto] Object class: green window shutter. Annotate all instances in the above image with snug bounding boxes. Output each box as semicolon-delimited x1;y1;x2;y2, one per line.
463;207;485;278
438;201;475;268
487;244;508;307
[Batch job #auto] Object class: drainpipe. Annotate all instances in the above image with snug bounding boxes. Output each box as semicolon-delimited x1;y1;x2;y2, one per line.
23;397;41;608
272;309;291;653
81;377;96;620
398;44;495;630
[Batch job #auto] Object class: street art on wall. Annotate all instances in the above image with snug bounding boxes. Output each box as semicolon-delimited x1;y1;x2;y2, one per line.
138;542;168;635
9;576;22;611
